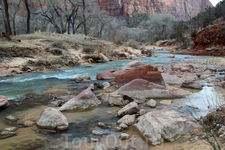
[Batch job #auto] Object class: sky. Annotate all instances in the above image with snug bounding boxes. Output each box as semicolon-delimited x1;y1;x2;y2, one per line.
210;0;221;6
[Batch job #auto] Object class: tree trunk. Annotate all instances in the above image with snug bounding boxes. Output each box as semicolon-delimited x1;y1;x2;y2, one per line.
24;0;30;33
3;0;12;39
82;0;87;36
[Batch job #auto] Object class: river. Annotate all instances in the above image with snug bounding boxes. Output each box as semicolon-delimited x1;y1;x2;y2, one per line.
0;50;224;149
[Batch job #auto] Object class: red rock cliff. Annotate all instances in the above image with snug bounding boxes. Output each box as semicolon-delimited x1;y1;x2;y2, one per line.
98;0;213;20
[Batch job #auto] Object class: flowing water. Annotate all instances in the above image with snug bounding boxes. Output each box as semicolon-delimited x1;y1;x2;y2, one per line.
0;50;224;149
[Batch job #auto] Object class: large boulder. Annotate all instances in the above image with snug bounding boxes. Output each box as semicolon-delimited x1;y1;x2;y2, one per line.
135;109;196;145
115;65;164;85
37;107;69;130
0;95;8;107
109;79;183;104
59;86;101;111
96;60;144;80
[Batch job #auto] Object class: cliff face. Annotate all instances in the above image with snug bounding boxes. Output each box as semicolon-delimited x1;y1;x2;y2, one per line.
98;0;213;20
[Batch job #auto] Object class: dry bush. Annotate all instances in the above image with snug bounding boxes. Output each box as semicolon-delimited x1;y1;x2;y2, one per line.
122;39;139;49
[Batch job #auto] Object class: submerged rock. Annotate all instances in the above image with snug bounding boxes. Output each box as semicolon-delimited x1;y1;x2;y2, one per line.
135;109;196;145
59;86;101;111
0;95;8;107
37;107;69;131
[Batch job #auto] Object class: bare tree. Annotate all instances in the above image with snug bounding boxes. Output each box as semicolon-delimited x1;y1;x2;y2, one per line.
24;0;30;33
82;0;87;35
8;0;21;35
2;0;12;39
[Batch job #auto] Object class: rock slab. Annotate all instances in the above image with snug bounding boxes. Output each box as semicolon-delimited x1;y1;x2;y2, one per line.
135;109;196;145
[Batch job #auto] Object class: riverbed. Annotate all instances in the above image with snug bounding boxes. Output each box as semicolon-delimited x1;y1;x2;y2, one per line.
0;50;224;149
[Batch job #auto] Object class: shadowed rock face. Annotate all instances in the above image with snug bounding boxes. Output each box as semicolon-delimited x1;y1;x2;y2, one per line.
98;0;212;20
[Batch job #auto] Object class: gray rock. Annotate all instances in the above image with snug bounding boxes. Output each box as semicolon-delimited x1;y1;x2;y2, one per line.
92;130;103;136
103;82;111;89
37;107;69;131
118;102;139;117
135;109;196;145
99;53;109;62
119;123;129;130
24;120;35;127
0;69;12;77
119;133;129;140
3;127;18;132
59;86;101;111
160;100;172;105
107;94;125;106
98;122;106;128
161;73;184;85
181;80;202;90
0;131;16;139
117;114;135;126
0;95;8;107
147;99;157;108
5;115;18;122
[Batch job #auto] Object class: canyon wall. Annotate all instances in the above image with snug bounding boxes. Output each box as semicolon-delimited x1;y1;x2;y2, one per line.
98;0;213;20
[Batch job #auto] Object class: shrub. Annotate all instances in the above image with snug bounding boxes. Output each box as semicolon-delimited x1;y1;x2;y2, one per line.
191;30;198;38
82;47;95;54
123;39;139;49
51;41;67;50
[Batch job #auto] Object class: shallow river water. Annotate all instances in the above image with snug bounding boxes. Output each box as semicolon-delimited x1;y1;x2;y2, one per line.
0;50;224;149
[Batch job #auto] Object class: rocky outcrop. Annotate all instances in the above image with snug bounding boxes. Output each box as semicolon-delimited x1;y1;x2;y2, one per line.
182;22;225;56
98;0;212;20
59;86;101;111
194;22;225;49
37;107;69;130
135;109;197;145
114;65;165;85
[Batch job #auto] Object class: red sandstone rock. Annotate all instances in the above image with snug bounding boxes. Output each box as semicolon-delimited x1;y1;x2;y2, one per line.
98;0;212;20
114;65;164;85
193;22;225;50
